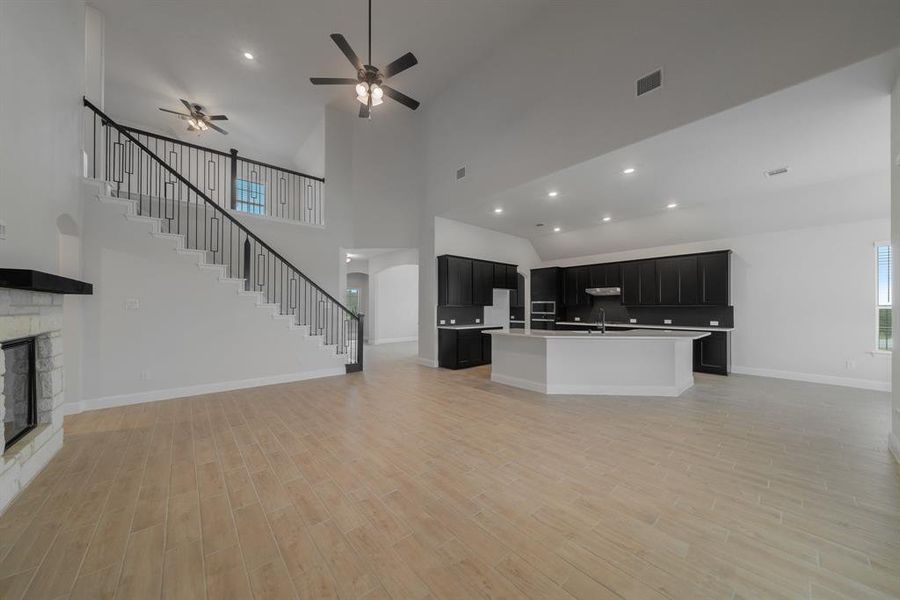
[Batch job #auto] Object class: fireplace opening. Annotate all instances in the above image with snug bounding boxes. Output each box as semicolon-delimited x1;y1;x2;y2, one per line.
3;337;37;451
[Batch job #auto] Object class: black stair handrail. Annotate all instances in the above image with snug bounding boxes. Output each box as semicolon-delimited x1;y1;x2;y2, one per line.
113;122;325;183
83;96;359;329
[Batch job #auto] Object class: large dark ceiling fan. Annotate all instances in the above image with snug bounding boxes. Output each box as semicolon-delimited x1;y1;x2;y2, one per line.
158;99;228;134
310;0;420;118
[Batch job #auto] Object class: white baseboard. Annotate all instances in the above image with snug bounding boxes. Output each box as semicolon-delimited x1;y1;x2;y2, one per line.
62;368;346;416
370;336;418;345
416;356;438;368
731;366;890;392
890;432;900;465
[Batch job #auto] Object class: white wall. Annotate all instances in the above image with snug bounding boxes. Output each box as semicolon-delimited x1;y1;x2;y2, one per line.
370;264;419;345
77;187;344;410
891;75;900;461
545;219;892;391
418;217;541;365
0;0;85;273
367;249;419;345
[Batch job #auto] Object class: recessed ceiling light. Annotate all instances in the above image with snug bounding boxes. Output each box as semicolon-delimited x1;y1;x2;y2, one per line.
553;226;561;232
622;167;635;175
494;207;503;214
243;52;255;60
548;191;558;198
666;202;678;209
602;216;612;222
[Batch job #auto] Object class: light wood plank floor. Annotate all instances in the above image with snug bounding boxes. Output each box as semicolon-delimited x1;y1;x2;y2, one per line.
1;342;899;599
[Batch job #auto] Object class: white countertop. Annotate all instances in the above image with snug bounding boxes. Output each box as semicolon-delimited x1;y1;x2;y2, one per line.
437;324;504;330
555;321;734;332
487;329;709;341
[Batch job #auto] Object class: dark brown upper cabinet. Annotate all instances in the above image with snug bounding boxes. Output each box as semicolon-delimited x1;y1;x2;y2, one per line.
563;266;590;307
698;252;730;305
437;255;518;307
638;260;658;305
657;255;698;306
472;260;495;306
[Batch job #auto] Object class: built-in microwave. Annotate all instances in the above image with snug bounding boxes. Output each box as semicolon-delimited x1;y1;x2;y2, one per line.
531;301;556;316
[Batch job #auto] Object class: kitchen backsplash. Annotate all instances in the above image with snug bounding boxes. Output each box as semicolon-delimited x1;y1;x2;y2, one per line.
436;305;484;326
561;298;734;327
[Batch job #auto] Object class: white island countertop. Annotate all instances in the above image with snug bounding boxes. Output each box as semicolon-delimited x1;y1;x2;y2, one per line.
487;327;707;396
555;321;734;332
437;324;504;330
486;329;708;341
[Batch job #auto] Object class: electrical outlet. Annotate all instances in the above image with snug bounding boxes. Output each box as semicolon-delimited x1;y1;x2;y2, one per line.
845;360;856;370
450;319;456;324
574;317;581;321
663;319;672;325
629;318;637;324
475;318;481;323
710;320;719;327
439;320;446;325
124;298;140;311
0;219;6;240
140;370;151;381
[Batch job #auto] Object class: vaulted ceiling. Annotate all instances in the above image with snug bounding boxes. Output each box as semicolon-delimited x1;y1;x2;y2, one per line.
92;0;547;168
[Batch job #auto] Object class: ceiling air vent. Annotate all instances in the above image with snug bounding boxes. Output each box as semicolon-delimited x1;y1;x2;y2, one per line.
636;69;662;96
765;166;789;178
456;166;466;181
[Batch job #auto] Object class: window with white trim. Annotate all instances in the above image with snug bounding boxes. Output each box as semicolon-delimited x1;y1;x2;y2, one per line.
876;243;892;351
234;179;266;215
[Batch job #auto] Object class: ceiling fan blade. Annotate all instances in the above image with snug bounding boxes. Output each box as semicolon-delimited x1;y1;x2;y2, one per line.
207;122;228;135
382;85;420;110
206;115;228;121
382;52;418;79
159;108;191;117
330;34;363;71
180;98;195;114
310;77;358;85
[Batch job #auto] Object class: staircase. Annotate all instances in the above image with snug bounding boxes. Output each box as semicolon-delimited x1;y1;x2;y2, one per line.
83;97;363;373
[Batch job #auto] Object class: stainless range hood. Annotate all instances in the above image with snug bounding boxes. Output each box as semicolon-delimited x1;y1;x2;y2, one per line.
585;287;621;296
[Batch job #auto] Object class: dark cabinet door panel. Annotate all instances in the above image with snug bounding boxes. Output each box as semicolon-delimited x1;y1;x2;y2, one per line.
678;256;699;305
699;252;729;305
606;263;621;287
505;264;517;289
693;332;730;375
621;263;640;305
472;260;494;306
656;257;681;305
638;260;658;305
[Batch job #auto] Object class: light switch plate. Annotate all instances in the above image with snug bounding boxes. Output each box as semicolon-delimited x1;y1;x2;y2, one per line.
0;219;6;240
450;319;456;324
629;318;637;324
475;318;480;323
125;298;140;311
663;319;672;325
439;320;446;325
574;317;580;321
710;320;719;326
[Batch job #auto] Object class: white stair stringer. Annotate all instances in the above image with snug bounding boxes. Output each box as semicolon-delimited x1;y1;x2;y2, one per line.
81;184;350;406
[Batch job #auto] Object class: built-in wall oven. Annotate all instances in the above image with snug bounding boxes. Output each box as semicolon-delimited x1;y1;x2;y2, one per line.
531;301;556;330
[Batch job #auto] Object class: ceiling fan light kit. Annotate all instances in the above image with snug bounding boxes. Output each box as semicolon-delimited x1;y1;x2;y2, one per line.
310;0;420;118
159;99;229;135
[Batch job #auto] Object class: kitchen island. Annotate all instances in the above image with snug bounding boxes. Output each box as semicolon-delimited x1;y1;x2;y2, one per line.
486;328;709;396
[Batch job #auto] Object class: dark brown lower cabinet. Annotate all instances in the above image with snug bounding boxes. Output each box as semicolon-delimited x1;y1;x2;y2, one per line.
693;331;731;375
438;327;501;369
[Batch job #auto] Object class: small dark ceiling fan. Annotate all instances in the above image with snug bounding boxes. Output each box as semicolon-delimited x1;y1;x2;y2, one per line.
159;99;228;134
310;0;420;118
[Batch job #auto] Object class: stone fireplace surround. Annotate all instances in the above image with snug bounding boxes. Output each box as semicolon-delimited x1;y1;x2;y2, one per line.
0;289;66;514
